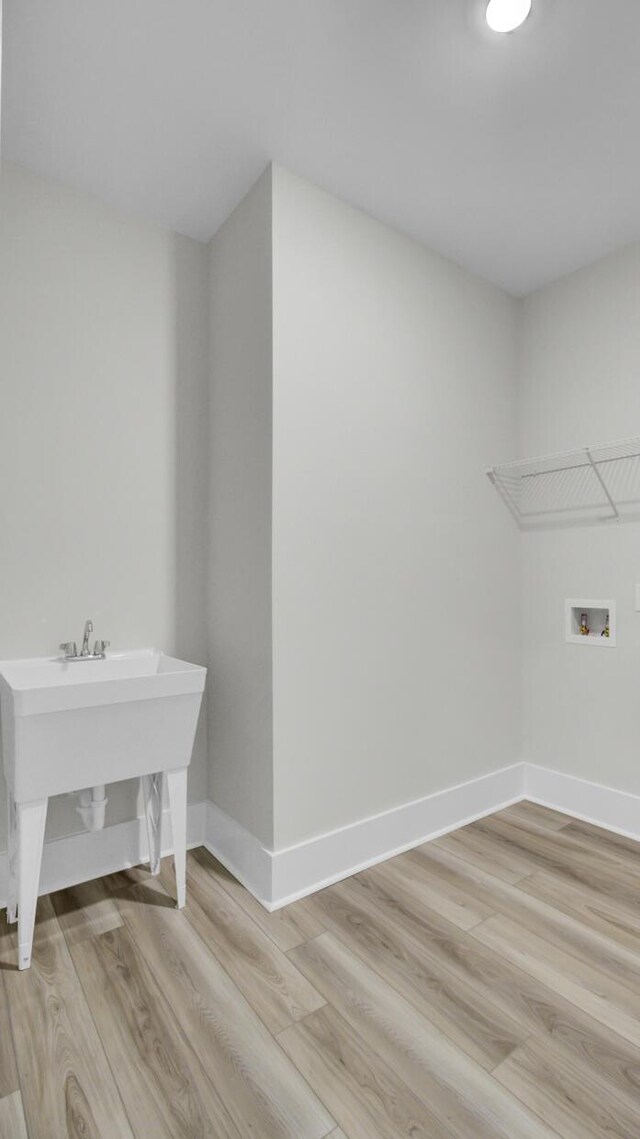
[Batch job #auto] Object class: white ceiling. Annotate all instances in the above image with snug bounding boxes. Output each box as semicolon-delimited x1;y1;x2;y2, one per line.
2;0;640;295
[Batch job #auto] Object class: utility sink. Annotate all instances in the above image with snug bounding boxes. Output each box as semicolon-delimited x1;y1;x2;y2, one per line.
0;649;206;969
0;649;206;800
0;647;205;712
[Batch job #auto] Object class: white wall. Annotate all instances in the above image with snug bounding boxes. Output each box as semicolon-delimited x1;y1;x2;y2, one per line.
0;163;209;849
2;160;522;880
18;155;635;879
208;168;274;848
271;166;521;848
520;243;640;794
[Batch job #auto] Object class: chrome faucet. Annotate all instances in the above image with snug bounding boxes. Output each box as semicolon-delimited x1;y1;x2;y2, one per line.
81;619;93;657
60;620;110;661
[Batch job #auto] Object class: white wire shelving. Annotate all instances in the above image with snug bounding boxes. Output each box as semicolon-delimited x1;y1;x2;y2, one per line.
487;435;640;529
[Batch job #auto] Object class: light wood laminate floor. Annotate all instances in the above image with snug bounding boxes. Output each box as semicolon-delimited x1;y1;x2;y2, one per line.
3;800;640;1138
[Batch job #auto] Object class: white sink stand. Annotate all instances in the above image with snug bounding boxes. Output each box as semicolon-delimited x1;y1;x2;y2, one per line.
7;766;188;970
0;649;206;970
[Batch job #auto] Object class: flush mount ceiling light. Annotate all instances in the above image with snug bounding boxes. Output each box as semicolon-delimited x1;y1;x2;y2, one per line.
486;0;532;32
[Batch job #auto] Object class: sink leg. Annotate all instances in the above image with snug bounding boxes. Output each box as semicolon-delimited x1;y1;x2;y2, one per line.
166;768;187;909
141;773;163;876
7;791;18;925
17;798;48;970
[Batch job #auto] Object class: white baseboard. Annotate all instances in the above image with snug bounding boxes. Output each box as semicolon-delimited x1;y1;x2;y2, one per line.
0;801;205;907
204;763;525;910
524;763;640;841
205;762;640;909
3;761;640;913
203;800;273;906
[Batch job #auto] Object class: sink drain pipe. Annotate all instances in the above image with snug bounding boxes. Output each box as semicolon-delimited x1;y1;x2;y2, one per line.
76;785;108;832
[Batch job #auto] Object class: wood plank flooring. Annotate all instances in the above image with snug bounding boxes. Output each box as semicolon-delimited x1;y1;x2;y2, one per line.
2;799;640;1137
0;1091;28;1139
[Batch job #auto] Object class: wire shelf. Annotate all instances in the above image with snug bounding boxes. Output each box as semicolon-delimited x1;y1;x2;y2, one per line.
487;435;640;529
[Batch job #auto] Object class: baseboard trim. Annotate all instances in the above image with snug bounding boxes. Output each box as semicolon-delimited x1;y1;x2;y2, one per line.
203;800;273;907
3;761;640;913
204;762;640;909
205;763;525;910
0;801;205;907
524;763;640;841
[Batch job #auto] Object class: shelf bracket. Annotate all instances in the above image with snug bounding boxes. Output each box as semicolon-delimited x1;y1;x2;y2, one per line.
486;467;522;525
585;448;619;519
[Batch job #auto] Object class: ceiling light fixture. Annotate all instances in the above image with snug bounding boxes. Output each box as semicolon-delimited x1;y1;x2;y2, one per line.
486;0;532;33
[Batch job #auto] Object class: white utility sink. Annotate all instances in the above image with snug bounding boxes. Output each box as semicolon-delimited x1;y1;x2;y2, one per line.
0;649;206;969
0;649;206;798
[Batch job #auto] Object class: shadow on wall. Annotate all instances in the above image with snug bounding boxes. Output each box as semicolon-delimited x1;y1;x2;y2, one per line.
171;234;210;808
0;197;210;852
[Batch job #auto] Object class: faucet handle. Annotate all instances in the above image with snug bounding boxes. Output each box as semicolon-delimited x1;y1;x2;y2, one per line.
60;641;77;657
94;640;110;656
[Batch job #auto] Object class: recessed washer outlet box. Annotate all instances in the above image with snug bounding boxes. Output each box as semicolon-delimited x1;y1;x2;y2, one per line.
565;599;616;647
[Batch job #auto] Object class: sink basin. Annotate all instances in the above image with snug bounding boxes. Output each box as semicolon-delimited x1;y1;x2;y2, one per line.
0;649;206;800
